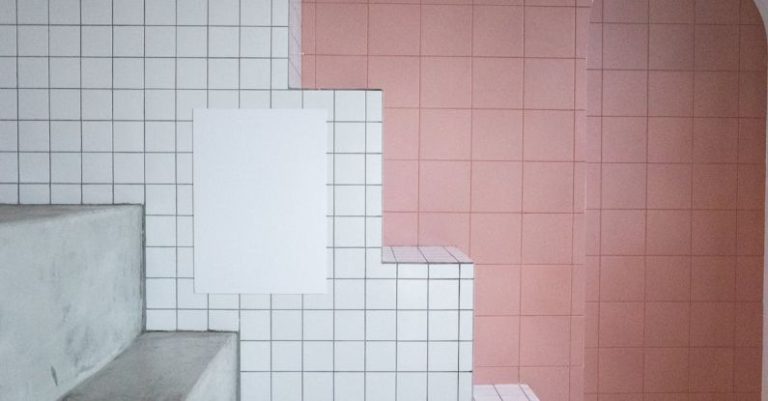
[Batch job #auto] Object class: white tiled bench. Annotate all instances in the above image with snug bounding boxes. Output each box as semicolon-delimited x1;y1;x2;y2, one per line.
473;384;540;401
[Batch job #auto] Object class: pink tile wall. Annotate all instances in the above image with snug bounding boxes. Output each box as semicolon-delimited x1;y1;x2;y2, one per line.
302;0;588;399
586;0;765;400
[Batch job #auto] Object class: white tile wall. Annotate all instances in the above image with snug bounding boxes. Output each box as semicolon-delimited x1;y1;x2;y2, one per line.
0;1;473;400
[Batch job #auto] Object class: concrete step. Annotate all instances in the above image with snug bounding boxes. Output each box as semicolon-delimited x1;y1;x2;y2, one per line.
61;332;238;401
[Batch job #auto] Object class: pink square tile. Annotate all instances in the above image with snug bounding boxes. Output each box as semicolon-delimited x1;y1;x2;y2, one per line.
302;3;316;54
648;71;694;117
475;316;520;366
738;165;765;209
575;59;588;111
382;108;419;160
368;56;420;108
603;24;648;69
382;212;418;245
521;213;573;264
523;110;575;161
692;210;737;256
742;0;763;24
599;256;645;301
586;163;601;209
472;6;523;57
740;71;767;118
368;4;420;56
740;25;767;71
472;110;523;161
645;256;691;301
691;256;736;301
644;348;690;392
646;210;692;256
585;210;601;256
383;160;419;212
576;8;591;59
737;210;764;256
521;265;572;315
419;109;471;160
587;24;603;70
302;55;316;88
420;57;471;108
734;346;762;392
524;58;575;109
695;0;740;24
474;58;524;109
584;347;598;393
587;70;603;116
603;71;648;116
520;367;571;401
315;4;368;55
692;164;738;209
604;0;649;22
649;24;694;70
519;316;571;366
598;348;644;393
601;210;645;255
734;302;762;347
599;302;644;346
418;161;470;212
693;117;738;163
475;265;520;315
644;302;690;346
647;164;692;209
585;118;602;164
601;163;646;209
738;119;767;164
418;212;470;251
690;302;735;346
689;348;734;392
695;25;739;71
736;256;763;301
602;117;647;162
473;367;520;385
471;213;522;265
523;162;574;213
694;72;739;117
649;0;694;23
524;6;575;57
315;56;368;89
471;161;523;212
648;117;692;163
421;5;472;56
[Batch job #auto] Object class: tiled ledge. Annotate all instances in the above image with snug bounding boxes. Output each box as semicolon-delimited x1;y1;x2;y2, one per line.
382;246;473;264
473;384;540;401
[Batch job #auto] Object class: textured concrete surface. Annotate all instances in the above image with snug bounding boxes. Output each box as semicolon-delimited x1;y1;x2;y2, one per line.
0;205;144;401
61;332;238;401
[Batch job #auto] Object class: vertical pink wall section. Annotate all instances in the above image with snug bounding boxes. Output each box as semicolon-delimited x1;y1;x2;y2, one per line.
586;0;766;400
301;0;766;399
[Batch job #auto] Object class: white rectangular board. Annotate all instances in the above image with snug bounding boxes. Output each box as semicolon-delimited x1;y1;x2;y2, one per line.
193;109;328;294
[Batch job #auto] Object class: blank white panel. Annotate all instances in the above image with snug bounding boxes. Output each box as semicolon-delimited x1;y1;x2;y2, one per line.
193;109;328;294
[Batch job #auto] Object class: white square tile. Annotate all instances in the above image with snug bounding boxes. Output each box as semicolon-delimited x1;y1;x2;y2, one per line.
50;153;81;183
399;264;428;279
82;184;113;203
17;0;47;24
398;280;428;310
241;90;271;108
429;281;459;310
209;294;239;309
365;310;396;340
82;58;112;89
303;310;333;340
145;309;176;331
272;0;289;26
177;185;193;214
82;90;113;120
241;341;271;371
334;310;364;340
460;280;473;310
335;248;365;278
367;122;383;153
51;184;81;204
459;311;473;341
335;279;365;309
145;0;176;25
113;0;144;24
271;27;289;58
176;153;192;183
270;90;302;108
209;0;238;25
335;123;366;153
428;342;458;371
241;310;271;340
241;59;272;89
0;153;18;182
209;27;239;57
0;58;15;87
1;122;18;150
145;215;176;246
273;373;302;401
146;90;176;120
272;341;302;371
177;247;194;277
241;27;271;57
459;342;472;372
209;310;239;331
271;58;288;89
304;281;334;309
49;27;80;57
113;27;144;57
178;310;208;331
366;217;382;246
177;278;208;309
113;153;144;184
397;342;427;371
209;58;239;89
367;92;383;122
50;58;81;88
335;341;365;371
146;26;175;57
334;154;366;185
146;278;176;308
145;153;175;183
241;372;271;401
177;58;207;89
82;0;112;24
145;58;175;89
272;294;302;309
429;311;459;341
146;122;175;152
0;0;14;24
145;184;175;214
366;280;396;309
366;342;396;371
208;89;238;108
334;216;365;247
113;122;144;152
272;310;302;340
82;121;112;151
50;89;81;120
304;341;333;371
177;27;207;57
428;373;458;401
18;26;48;56
335;91;366;122
304;372;333;401
0;27;16;56
113;90;144;120
303;91;334;120
145;247;176;277
114;184;144;204
0;89;16;119
397;311;427;341
0;184;17;203
19;152;49;183
18;184;48;204
366;186;382;216
176;90;207;120
18;121;49;151
367;155;382;184
18;58;48;88
177;0;206;25
241;0;271;26
114;58;144;89
82;27;112;57
366;373;396;401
